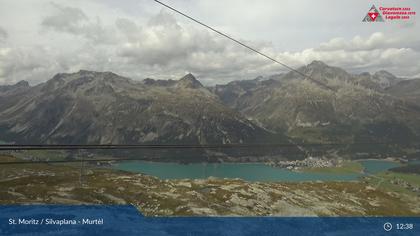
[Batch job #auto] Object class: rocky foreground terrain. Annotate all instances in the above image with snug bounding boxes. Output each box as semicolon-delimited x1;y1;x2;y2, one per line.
1;157;419;216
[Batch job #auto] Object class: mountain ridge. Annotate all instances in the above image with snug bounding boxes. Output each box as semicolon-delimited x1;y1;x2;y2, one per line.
212;61;420;155
0;70;277;147
1;61;419;159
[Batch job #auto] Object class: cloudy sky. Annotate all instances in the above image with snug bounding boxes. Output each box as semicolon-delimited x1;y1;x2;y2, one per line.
0;0;419;85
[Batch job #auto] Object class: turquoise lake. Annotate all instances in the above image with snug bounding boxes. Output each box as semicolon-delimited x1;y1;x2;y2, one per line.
360;160;400;174
113;159;401;182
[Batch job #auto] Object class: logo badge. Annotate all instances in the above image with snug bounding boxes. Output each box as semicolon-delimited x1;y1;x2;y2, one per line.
363;5;384;22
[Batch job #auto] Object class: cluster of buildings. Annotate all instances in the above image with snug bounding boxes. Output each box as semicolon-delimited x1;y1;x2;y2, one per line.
269;156;342;170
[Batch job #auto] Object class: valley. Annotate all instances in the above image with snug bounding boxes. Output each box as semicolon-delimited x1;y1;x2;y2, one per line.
1;149;420;217
1;61;420;160
1;60;420;216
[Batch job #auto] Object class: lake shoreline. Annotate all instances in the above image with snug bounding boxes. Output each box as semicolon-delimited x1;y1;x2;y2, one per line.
110;159;401;182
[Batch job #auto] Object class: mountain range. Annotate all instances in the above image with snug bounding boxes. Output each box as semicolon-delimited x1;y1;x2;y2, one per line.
0;71;276;146
1;61;419;159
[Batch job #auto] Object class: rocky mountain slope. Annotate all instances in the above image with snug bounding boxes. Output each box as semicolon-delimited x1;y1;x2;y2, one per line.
0;71;276;147
386;78;420;104
1;61;419;158
213;61;420;155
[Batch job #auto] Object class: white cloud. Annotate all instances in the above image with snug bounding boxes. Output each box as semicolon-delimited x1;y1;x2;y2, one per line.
0;26;7;42
281;33;420;78
41;3;88;34
0;1;419;86
318;32;419;52
41;2;117;44
0;46;64;85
